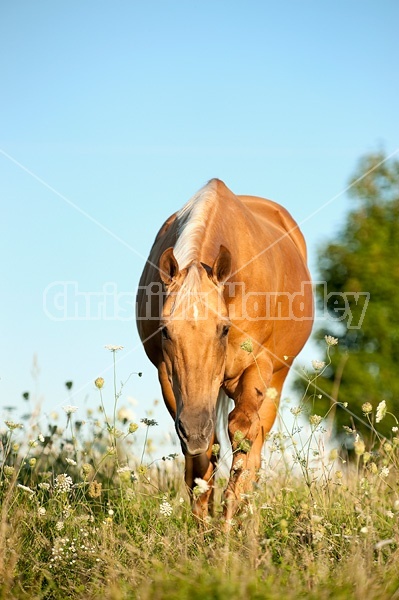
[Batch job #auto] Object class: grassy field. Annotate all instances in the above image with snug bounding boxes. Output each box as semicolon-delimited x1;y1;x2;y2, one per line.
1;347;399;599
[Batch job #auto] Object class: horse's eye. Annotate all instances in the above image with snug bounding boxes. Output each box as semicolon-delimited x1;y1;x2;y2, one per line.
161;326;170;340
221;325;230;338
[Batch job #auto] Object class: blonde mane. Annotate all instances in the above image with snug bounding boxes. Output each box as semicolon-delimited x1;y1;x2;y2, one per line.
173;180;218;269
170;180;218;316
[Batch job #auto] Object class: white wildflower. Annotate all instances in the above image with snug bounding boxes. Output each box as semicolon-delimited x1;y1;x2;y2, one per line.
376;400;387;423
104;345;124;352
38;507;46;516
17;483;35;495
392;426;398;433
290;405;302;416
54;473;73;492
5;421;23;430
324;335;338;346
266;387;278;400
55;521;64;531
38;433;45;443
193;478;210;494
380;467;389;478
65;458;77;466
62;405;78;416
386;510;394;518
311;360;325;371
38;482;50;490
309;414;322;427
159;501;172;517
232;458;244;471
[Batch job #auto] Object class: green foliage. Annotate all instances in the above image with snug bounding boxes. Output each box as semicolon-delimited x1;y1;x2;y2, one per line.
298;151;399;441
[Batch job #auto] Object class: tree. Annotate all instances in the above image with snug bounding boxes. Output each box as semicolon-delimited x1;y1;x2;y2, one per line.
299;151;399;441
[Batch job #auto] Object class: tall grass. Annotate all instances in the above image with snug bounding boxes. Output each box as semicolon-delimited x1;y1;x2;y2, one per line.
1;343;398;599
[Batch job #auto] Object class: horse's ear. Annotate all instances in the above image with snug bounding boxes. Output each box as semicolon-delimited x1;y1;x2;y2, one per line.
211;245;232;285
159;247;179;285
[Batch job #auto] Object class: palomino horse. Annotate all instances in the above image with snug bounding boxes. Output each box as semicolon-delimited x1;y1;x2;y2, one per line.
136;179;313;520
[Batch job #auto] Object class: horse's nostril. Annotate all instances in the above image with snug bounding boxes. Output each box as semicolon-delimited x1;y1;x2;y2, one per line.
177;419;188;441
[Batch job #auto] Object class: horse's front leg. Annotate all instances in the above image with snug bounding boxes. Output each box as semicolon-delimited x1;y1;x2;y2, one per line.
223;360;281;522
184;434;218;520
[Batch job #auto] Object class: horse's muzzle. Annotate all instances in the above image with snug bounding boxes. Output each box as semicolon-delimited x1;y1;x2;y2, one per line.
176;416;214;456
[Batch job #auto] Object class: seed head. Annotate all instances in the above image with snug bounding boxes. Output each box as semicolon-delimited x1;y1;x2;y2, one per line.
94;377;105;389
240;339;253;353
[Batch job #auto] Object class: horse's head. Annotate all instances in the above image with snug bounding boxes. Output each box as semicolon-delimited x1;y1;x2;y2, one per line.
159;245;232;456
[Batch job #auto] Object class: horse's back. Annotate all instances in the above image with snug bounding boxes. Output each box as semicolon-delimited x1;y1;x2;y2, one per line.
237;195;308;262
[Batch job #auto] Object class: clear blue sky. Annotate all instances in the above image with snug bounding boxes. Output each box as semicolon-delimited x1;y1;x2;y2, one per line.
1;1;398;445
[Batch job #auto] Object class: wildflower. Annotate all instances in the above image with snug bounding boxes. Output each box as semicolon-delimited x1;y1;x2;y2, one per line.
94;377;104;389
17;483;35;495
128;422;139;434
88;481;102;498
266;387;278;400
117;465;131;474
160;501;173;517
354;435;365;456
238;439;252;453
4;465;15;477
325;335;338;346
38;433;45;443
232;458;244;471
233;430;245;443
104;345;124;352
29;458;37;467
54;473;73;493
62;405;78;416
29;439;38;448
81;463;93;475
117;407;136;422
38;507;46;516
193;478;209;494
240;339;253;353
335;471;343;479
384;442;392;453
55;521;64;531
376;400;387;423
65;458;77;466
38;482;50;490
309;414;322;427
386;510;394;518
4;421;23;430
392;426;398;433
290;405;302;416
360;526;368;534
311;360;325;371
211;443;220;456
362;402;373;415
380;467;389;478
108;509;114;516
141;418;158;427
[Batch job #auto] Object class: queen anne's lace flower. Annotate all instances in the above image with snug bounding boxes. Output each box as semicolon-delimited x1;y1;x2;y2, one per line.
159;501;172;517
54;473;73;492
62;405;78;415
